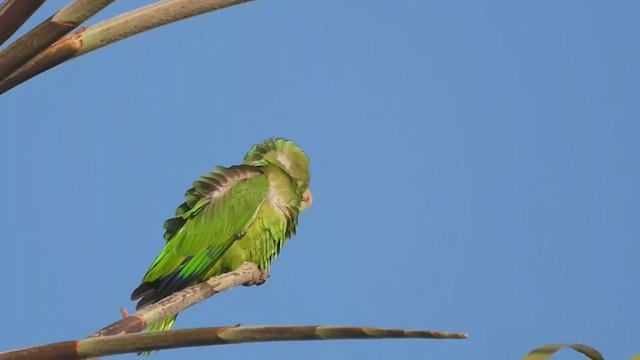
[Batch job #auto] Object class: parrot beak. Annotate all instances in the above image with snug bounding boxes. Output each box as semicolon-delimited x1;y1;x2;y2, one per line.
301;189;313;210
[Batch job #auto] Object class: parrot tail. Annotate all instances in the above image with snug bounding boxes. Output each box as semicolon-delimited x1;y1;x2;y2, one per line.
139;314;178;356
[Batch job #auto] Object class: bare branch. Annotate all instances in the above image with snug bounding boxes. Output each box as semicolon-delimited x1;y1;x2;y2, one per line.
0;0;115;84
0;0;46;47
0;325;468;360
92;262;264;337
0;261;467;359
0;0;255;95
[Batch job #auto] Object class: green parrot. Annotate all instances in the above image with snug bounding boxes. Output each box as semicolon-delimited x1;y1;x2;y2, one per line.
131;138;313;334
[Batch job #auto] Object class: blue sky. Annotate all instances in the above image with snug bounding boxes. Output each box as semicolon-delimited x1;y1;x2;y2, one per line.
1;1;639;359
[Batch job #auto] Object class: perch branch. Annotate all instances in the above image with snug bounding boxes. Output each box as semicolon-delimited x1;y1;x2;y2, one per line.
0;0;255;95
0;0;46;47
0;325;468;360
0;0;115;83
0;261;468;360
92;261;264;337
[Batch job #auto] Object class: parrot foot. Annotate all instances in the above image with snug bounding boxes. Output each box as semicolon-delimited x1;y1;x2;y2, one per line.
243;268;270;287
120;308;129;319
257;269;270;286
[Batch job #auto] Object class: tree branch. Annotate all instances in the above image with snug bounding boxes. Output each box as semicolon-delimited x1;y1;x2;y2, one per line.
0;0;46;47
0;262;467;359
92;261;264;337
0;325;469;360
0;0;255;95
0;0;115;83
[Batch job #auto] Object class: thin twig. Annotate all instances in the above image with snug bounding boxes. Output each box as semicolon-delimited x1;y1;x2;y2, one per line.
92;262;264;337
0;0;255;95
0;0;46;47
0;325;469;360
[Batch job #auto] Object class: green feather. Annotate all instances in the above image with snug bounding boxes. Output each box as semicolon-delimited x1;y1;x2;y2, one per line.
141;165;268;283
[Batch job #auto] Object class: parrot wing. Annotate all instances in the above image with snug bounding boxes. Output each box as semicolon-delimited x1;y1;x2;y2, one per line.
131;164;269;308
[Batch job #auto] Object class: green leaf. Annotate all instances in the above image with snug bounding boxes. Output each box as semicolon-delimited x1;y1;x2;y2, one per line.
524;343;604;360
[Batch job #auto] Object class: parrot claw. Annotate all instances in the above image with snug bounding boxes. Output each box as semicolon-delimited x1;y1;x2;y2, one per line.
243;268;270;287
257;269;270;286
120;308;129;319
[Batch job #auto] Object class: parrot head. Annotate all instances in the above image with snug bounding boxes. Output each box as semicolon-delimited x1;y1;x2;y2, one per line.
244;138;313;211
